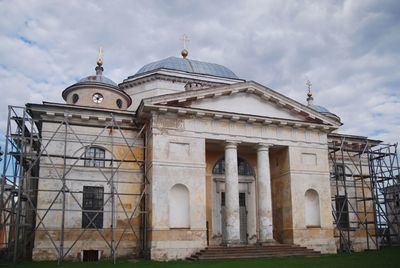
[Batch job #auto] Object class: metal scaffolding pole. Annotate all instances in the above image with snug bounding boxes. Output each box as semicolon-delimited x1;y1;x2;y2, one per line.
0;105;149;263
329;134;399;252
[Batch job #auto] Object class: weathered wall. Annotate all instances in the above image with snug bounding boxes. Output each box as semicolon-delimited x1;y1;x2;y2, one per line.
329;152;377;251
270;147;293;244
288;144;336;254
33;115;144;261
147;113;207;261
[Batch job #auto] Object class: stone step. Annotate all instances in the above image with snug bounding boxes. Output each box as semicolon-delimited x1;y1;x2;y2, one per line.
198;250;318;256
196;252;319;260
187;244;321;261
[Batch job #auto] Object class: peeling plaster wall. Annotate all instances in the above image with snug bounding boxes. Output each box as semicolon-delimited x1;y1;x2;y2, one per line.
33;119;144;261
270;147;293;244
288;144;336;254
329;153;377;251
147;113;207;261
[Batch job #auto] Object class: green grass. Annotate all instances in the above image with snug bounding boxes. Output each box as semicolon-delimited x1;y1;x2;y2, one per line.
1;247;400;268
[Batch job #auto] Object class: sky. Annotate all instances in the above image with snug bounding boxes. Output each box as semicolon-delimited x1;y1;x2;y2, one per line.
0;0;399;150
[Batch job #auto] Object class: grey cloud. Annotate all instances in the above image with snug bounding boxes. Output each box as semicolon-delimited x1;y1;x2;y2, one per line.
0;0;398;144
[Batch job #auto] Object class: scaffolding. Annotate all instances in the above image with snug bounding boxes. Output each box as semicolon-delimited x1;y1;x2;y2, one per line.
0;105;149;263
329;134;399;252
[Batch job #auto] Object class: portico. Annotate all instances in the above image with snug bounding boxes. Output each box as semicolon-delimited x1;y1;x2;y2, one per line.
221;141;275;245
141;81;339;259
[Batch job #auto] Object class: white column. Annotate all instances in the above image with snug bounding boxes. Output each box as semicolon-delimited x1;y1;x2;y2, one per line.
224;141;240;244
257;143;275;242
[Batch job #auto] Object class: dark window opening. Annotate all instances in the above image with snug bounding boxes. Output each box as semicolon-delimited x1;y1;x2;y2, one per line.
83;250;99;262
335;164;346;181
335;196;349;228
82;186;104;229
221;192;246;206
395;193;400;208
239;192;246;207
116;99;123;108
213;157;254;176
84;147;105;167
72;94;79;104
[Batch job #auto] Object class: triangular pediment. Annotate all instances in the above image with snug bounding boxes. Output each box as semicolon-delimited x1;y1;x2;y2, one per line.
140;81;341;128
189;91;306;121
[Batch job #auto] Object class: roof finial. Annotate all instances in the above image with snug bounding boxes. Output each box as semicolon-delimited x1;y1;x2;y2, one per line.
306;79;314;105
180;34;189;58
97;47;103;66
95;47;104;75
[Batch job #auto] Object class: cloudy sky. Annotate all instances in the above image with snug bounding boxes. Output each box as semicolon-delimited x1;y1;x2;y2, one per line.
0;0;399;147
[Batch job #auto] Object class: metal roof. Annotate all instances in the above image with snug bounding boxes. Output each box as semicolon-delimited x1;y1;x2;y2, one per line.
131;56;239;79
77;75;118;88
308;104;331;113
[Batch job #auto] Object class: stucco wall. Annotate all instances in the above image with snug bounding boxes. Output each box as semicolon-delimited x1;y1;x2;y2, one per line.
33;118;144;261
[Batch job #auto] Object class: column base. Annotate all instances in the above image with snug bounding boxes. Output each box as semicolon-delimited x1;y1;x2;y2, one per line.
258;239;278;245
222;240;242;247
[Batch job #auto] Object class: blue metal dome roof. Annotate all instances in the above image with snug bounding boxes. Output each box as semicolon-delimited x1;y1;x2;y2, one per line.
132;56;239;79
77;75;118;88
308;104;330;113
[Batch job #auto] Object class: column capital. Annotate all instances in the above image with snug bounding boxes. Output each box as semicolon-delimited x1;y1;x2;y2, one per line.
257;143;273;152
225;140;240;149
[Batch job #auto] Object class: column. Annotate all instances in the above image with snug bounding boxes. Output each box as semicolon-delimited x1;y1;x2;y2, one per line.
257;143;275;242
224;141;240;244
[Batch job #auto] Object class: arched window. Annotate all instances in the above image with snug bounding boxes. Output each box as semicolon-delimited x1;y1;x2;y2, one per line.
84;147;105;167
169;184;190;228
305;189;321;227
212;157;254;176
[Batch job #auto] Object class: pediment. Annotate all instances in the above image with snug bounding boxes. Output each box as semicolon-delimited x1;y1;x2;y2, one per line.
189;92;306;121
140;81;341;127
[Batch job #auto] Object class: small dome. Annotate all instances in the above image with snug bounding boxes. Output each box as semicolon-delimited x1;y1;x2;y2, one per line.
308;104;330;113
308;103;341;123
130;56;239;80
77;75;118;88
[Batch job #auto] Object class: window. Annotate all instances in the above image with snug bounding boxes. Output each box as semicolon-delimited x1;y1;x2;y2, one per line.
212;157;254;176
305;189;320;227
82;250;100;262
84;147;105;167
395;193;400;208
116;99;123;109
82;186;104;229
335;196;349;228
335;164;346;181
72;94;79;104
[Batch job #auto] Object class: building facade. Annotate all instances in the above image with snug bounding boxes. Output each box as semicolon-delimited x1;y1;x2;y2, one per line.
2;51;392;262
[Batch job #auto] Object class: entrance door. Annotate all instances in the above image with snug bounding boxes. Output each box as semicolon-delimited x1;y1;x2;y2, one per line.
239;192;247;243
221;192;248;244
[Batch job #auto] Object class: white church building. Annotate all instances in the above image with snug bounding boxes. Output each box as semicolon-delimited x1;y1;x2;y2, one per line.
0;47;383;262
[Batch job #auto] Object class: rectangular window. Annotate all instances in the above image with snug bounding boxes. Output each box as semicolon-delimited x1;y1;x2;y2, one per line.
335;164;345;181
335;196;349;228
84;147;105;167
395;193;400;208
82;186;104;229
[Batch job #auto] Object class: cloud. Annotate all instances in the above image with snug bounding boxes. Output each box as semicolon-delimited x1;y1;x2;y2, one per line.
0;0;398;145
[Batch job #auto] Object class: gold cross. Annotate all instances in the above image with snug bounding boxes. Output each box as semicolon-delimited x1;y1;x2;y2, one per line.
180;34;189;50
306;79;312;91
98;47;103;62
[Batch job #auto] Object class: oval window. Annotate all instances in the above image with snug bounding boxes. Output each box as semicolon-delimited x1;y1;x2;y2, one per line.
116;99;123;108
72;94;79;104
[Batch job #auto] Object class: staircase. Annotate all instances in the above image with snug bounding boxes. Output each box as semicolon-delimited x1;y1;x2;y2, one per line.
187;244;321;261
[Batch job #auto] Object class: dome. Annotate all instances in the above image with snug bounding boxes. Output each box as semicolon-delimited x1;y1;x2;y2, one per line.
77;74;118;88
308;103;341;123
130;56;239;80
308;104;330;113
